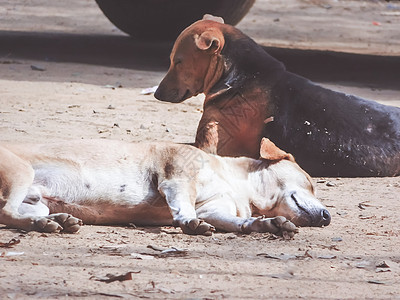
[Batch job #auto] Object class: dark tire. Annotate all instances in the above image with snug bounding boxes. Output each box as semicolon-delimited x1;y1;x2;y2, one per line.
95;0;255;40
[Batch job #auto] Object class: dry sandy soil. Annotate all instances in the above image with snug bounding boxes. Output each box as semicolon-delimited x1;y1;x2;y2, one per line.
0;0;400;299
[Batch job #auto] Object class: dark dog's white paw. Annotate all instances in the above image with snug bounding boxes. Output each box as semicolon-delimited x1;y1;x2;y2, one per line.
175;218;215;236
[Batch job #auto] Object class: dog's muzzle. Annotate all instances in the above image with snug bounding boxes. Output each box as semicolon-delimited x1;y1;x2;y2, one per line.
154;87;187;103
317;209;331;227
293;208;331;227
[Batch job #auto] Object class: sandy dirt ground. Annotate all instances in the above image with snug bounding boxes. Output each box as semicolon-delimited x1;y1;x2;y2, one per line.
0;0;400;299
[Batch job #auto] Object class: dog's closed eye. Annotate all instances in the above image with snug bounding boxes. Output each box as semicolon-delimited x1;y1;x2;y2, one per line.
173;59;182;66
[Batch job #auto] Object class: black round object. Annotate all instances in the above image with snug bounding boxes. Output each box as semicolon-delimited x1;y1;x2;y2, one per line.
95;0;255;40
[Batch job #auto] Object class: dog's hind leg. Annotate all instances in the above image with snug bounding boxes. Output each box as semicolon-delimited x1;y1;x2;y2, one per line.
20;185;82;233
158;179;215;236
0;147;81;233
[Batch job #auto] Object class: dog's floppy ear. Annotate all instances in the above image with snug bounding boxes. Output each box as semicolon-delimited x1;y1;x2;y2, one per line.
194;30;224;53
202;14;224;24
260;138;293;162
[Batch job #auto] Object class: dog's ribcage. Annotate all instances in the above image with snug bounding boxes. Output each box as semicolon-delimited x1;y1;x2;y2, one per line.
31;155;157;206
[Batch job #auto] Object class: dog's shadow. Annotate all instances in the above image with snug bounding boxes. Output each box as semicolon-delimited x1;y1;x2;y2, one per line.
1;30;399;91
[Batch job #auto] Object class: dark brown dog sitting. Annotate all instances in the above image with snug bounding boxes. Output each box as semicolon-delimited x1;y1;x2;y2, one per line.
155;15;400;177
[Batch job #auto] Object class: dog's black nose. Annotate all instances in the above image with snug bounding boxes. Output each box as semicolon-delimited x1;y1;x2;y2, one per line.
154;87;162;100
320;209;331;226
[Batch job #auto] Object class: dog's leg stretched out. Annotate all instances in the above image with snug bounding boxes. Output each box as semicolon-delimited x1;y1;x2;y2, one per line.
0;147;82;233
196;199;298;238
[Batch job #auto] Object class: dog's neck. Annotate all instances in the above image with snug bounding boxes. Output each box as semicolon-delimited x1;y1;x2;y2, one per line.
203;58;243;104
203;53;226;97
203;35;285;106
215;155;279;212
247;162;284;216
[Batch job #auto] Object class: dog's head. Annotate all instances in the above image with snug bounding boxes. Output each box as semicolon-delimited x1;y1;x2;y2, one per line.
154;15;226;103
253;138;331;227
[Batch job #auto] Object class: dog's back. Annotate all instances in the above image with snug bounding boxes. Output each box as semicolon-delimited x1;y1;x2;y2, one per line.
217;24;400;176
265;73;400;176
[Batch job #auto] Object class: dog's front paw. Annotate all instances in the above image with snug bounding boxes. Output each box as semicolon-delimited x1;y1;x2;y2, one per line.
241;216;298;238
175;218;215;236
47;213;83;233
270;216;298;239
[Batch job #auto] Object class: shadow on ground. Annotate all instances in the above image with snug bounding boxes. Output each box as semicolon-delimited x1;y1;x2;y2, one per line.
1;30;399;90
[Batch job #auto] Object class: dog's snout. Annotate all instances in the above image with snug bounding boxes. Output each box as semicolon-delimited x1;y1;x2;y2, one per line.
319;209;331;227
154;86;170;101
294;208;331;227
154;87;180;103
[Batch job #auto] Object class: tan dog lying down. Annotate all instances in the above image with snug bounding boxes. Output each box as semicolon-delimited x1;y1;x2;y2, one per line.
0;138;330;236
